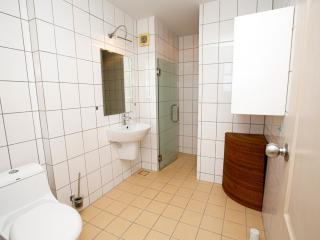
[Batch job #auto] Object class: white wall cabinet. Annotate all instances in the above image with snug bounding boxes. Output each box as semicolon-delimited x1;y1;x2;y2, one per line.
231;7;294;116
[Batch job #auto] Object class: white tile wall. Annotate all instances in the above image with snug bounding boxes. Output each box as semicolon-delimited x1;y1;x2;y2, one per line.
178;34;198;155
137;16;179;171
0;0;144;208
0;1;43;172
197;0;271;183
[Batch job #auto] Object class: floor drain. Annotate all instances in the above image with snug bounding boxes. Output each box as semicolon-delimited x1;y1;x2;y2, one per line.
138;170;150;176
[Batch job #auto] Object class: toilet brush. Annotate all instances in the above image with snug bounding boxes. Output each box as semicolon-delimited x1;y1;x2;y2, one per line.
70;172;84;209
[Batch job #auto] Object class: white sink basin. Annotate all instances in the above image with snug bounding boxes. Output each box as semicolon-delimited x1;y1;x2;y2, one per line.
106;122;151;143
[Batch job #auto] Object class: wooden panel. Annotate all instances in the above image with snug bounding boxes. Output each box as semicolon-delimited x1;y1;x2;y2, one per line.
222;133;267;210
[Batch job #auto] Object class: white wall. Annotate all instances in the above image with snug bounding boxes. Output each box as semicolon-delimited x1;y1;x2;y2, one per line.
0;1;45;172
178;35;199;155
0;0;145;208
197;0;272;183
30;0;142;207
136;16;179;171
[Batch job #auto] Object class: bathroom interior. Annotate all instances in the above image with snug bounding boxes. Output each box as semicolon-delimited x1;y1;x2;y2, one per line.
0;0;319;239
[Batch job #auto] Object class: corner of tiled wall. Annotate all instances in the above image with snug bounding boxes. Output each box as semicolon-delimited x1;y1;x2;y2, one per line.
197;0;272;184
178;34;199;155
0;0;147;208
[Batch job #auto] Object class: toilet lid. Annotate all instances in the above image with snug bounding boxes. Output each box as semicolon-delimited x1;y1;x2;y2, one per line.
9;203;82;240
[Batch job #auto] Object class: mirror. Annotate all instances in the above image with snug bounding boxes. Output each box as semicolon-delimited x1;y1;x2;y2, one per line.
100;49;133;116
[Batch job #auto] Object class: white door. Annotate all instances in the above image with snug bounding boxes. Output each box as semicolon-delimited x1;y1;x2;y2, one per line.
263;0;320;239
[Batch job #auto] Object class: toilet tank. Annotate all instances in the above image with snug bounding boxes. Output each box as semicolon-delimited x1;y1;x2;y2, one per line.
0;163;52;216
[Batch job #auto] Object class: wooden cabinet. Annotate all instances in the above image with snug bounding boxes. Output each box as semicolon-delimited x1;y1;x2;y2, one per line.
223;133;267;211
231;7;294;116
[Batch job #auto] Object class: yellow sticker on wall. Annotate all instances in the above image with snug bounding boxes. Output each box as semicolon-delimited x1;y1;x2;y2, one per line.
139;33;150;47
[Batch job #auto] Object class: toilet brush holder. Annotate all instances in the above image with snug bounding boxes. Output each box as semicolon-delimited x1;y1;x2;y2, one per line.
71;195;83;209
70;172;84;209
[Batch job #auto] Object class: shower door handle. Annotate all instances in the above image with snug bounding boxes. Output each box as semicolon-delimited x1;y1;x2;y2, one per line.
171;104;179;123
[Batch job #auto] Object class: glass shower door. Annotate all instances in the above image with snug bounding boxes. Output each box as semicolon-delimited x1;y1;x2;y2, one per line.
157;58;179;170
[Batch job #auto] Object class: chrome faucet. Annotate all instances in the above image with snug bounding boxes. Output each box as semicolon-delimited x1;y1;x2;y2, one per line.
121;113;131;126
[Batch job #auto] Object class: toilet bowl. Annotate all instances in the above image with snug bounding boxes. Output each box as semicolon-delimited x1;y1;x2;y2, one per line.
0;163;82;240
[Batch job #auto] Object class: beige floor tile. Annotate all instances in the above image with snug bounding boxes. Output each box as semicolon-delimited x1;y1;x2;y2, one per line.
117;181;135;191
80;155;260;240
89;211;116;229
168;178;184;187
150;181;166;190
223;220;247;240
152;216;178;235
105;201;127;215
94;231;118;240
225;208;246;225
176;187;194;198
80;206;101;222
162;184;179;194
141;188;159;199
245;208;262;216
186;199;206;213
145;230;170;240
182;181;198;190
200;215;223;234
127;185;145;195
246;213;264;230
212;185;227;197
172;222;198;240
196;229;222;240
180;210;203;227
205;203;225;219
122;223;149;240
135;211;159;228
106;189;124;200
154;192;173;203
226;198;246;213
105;217;131;237
196;182;213;193
92;197;114;210
192;191;210;202
208;194;227;207
131;196;152;209
170;195;189;208
162;205;184;220
135;178;152;187
120;206;142;222
118;192;137;204
79;223;101;240
145;200;167;214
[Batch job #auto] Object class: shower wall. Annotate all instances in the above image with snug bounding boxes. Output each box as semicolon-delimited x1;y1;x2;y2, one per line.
136;16;179;171
178;34;199;155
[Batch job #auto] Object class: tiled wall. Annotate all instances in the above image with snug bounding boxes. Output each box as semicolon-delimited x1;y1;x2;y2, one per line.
0;1;45;172
178;35;199;155
197;0;272;183
0;0;147;208
30;0;142;207
137;17;179;171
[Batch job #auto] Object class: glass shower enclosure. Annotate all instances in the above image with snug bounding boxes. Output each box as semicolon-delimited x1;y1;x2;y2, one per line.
157;58;179;170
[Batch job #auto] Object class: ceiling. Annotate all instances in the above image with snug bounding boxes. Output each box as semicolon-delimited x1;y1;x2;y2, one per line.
108;0;211;36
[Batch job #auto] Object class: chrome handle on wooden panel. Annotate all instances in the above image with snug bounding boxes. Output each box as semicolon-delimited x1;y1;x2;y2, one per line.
171;104;179;123
266;143;289;161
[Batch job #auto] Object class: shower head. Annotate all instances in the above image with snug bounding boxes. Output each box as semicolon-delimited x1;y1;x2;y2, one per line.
108;25;132;43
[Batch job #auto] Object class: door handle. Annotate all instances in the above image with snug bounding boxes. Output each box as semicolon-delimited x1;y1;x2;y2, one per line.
265;143;289;161
171;104;179;123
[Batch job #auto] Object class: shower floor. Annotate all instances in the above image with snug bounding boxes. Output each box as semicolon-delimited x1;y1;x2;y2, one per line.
80;153;265;240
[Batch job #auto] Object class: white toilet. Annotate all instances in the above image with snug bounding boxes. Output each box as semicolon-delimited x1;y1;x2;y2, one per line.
0;163;82;240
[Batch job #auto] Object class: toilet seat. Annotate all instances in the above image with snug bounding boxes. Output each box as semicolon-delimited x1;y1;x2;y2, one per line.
9;202;82;240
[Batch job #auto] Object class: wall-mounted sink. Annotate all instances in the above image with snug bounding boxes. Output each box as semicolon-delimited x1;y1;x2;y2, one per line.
106;122;150;161
106;123;150;143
